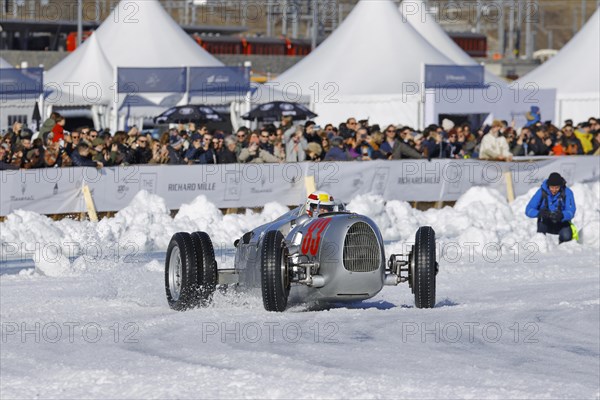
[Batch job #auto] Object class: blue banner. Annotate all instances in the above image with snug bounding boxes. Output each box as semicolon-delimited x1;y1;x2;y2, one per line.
424;65;485;88
118;67;187;93
0;67;44;100
189;66;250;94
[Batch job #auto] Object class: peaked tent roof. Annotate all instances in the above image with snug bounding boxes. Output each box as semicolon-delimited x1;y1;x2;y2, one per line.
272;0;455;96
518;8;600;95
0;57;12;68
399;0;507;86
46;0;223;105
46;33;114;104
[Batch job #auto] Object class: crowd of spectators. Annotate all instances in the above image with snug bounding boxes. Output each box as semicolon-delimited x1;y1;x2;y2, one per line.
1;113;599;170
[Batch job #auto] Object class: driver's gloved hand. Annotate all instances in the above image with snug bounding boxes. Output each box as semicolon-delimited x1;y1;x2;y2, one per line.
539;209;551;219
550;210;563;223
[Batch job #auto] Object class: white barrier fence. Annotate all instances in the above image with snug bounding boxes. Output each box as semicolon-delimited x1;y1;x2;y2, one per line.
1;157;598;216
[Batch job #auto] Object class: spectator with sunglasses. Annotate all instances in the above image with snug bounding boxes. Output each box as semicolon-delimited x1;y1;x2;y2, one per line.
380;124;398;157
126;134;152;165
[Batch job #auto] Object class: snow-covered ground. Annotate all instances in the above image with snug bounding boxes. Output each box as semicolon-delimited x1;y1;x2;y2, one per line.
1;183;599;399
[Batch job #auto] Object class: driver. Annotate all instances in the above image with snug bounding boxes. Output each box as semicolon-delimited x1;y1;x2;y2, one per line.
305;191;336;217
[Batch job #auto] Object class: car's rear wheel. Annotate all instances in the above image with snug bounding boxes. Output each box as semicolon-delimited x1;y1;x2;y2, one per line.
165;232;199;311
413;226;437;308
191;231;218;305
260;230;290;312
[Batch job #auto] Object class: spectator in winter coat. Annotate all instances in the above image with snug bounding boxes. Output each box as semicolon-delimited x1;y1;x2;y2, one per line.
574;123;593;154
50;116;66;144
71;143;103;168
126;135;152;164
479;120;513;161
284;126;308;162
304;121;321;144
197;133;218;164
379;124;398;157
259;129;275;154
561;126;584;155
239;142;279;163
324;136;351;161
218;136;239;164
184;134;205;164
525;172;576;243
527;127;552;156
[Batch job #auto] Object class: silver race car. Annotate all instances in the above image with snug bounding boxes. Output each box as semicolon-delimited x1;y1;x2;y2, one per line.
165;191;439;312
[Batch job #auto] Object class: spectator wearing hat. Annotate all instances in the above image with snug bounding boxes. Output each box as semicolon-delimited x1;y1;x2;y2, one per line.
166;134;185;164
526;172;576;243
525;106;541;127
479;120;513;161
441;119;455;137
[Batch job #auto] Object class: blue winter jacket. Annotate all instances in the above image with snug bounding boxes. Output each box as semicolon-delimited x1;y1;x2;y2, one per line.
525;180;576;222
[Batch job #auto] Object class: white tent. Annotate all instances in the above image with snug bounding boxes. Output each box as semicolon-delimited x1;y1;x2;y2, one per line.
518;8;600;124
399;0;507;86
45;0;223;128
270;0;456;127
0;57;13;69
399;0;556;127
1;57;38;130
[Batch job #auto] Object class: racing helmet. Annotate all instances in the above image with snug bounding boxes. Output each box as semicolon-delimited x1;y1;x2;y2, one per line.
306;191;335;217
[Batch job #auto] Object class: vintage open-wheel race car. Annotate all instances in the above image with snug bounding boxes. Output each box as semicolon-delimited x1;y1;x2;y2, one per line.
165;192;439;312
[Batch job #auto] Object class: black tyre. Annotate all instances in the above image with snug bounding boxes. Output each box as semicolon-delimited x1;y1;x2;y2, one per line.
260;230;290;312
165;232;199;311
191;231;218;304
413;226;437;309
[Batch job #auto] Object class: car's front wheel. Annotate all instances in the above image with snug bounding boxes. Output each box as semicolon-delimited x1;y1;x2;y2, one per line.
260;230;290;312
165;232;199;311
413;226;437;308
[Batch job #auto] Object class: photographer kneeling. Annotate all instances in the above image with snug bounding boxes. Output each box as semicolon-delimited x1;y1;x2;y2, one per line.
526;172;576;243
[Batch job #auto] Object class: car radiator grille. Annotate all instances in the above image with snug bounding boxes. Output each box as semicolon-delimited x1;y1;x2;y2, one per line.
343;222;381;272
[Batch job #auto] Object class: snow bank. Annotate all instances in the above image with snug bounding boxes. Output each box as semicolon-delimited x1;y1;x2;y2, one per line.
1;182;598;275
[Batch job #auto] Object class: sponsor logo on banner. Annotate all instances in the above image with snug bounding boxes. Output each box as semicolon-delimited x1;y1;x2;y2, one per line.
140;173;158;194
11;183;34;202
371;168;390;195
145;73;161;88
168;183;216;192
250;176;273;194
116;184;130;199
224;174;241;201
353;173;365;188
397;176;441;184
206;75;230;84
